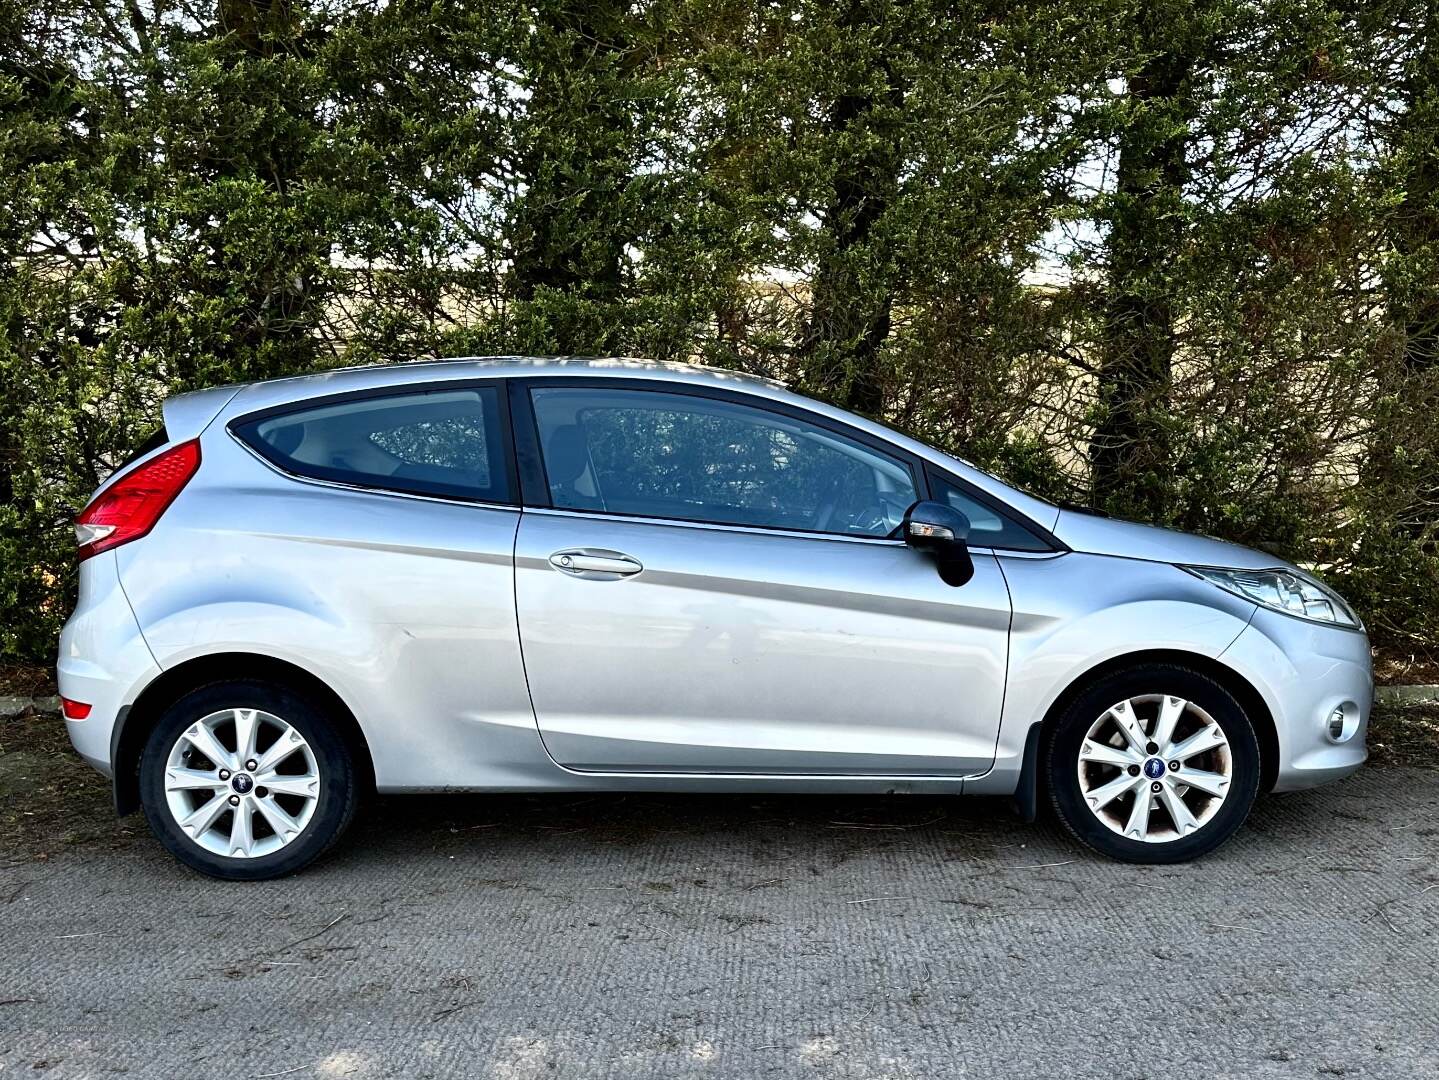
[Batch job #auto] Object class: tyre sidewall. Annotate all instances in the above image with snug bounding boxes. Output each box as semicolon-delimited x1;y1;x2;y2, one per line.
1047;665;1261;864
140;680;355;881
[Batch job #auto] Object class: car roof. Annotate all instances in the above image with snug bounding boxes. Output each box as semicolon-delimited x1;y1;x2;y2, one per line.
260;355;784;394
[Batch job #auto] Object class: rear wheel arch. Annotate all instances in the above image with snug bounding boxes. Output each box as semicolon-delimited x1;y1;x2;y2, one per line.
1015;649;1279;818
113;653;375;816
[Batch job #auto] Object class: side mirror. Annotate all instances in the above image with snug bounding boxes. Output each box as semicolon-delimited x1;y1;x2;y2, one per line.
903;500;974;587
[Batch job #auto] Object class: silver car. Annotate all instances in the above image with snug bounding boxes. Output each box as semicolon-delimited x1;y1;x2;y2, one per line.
58;357;1371;879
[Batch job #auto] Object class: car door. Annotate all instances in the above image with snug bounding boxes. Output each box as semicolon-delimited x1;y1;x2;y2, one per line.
511;379;1013;776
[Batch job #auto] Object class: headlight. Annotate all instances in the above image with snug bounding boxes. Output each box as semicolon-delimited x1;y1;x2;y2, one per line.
1183;566;1362;629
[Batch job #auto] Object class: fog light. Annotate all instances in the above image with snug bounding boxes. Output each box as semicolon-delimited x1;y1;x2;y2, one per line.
1325;702;1359;744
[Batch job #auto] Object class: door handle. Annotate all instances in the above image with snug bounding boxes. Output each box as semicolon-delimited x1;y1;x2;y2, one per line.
548;549;643;577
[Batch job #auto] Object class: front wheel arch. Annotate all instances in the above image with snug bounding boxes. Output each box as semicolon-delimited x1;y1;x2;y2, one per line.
113;653;375;816
1013;649;1279;821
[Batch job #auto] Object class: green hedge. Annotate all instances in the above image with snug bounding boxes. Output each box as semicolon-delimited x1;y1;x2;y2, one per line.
3;0;1436;661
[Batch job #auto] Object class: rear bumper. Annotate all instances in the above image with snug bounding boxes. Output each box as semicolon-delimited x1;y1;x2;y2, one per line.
1220;607;1372;791
55;553;160;778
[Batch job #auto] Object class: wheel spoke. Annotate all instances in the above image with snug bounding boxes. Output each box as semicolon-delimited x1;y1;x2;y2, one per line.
165;767;227;793
1085;771;1142;811
1152;696;1187;751
1168;724;1226;761
1157;781;1200;835
183;723;237;772
254;726;304;775
229;800;255;856
1172;766;1228;798
257;772;320;799
233;708;262;763
254;795;303;841
1123;789;1153;839
1107;700;1150;754
1081;738;1139;769
179;792;230;837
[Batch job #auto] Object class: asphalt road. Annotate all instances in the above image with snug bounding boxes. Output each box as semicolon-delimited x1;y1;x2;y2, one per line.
2;766;1437;1080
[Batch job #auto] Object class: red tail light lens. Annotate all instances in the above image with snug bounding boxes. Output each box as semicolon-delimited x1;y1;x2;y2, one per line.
75;440;201;561
60;697;92;720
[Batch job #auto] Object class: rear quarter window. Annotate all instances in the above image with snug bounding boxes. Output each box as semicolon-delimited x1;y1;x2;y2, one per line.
233;387;512;503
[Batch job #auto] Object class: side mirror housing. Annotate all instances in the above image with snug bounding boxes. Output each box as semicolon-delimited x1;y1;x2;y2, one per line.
903;500;974;586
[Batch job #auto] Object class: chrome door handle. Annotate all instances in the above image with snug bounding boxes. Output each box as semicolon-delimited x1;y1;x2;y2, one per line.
548;549;643;577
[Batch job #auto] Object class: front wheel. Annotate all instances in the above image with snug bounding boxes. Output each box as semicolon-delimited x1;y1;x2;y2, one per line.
139;680;358;880
1046;664;1261;863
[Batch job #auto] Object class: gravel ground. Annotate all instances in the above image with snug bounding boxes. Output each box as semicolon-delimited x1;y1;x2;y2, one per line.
1;736;1437;1080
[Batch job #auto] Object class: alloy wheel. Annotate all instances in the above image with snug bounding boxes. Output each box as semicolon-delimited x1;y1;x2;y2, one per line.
1075;694;1232;843
162;708;321;859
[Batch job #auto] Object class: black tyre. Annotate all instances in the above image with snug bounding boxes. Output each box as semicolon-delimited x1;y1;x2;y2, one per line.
139;680;358;880
1046;663;1261;864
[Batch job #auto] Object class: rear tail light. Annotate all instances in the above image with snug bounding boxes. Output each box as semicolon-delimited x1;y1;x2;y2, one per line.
74;440;201;561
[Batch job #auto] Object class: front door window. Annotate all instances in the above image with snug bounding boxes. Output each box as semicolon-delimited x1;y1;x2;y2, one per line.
529;386;917;538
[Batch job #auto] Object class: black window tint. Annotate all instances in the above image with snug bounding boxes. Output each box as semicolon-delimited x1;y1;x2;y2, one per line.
531;387;917;537
933;476;1049;552
237;387;511;503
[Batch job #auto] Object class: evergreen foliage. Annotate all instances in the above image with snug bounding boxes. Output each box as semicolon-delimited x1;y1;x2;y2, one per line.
2;0;1435;659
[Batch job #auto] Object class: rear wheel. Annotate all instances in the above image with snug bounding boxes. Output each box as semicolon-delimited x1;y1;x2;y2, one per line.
1046;664;1261;863
139;680;358;880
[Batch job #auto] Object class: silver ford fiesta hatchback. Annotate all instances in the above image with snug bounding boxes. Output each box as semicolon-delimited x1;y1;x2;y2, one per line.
58;357;1371;879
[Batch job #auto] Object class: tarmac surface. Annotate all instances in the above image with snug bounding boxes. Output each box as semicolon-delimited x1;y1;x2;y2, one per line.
2;766;1437;1079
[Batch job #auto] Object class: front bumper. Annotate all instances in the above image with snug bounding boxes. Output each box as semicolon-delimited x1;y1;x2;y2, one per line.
1220;606;1372;791
56;552;160;777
